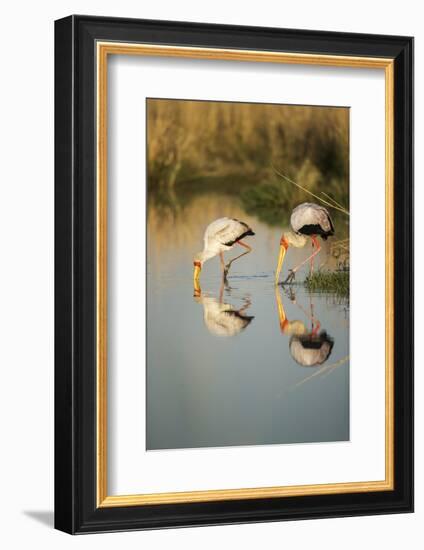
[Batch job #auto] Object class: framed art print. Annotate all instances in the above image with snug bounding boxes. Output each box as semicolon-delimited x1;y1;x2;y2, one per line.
54;15;413;533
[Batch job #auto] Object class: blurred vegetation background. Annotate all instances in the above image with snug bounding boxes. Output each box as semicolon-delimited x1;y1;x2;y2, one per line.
147;98;349;231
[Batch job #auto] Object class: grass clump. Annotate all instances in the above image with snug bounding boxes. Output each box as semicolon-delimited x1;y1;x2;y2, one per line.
304;270;349;298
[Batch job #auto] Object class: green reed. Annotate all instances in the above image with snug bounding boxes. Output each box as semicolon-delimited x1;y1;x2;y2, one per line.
304;270;350;298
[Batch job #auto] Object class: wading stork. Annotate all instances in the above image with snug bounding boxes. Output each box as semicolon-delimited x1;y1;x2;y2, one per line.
193;217;255;284
275;202;334;285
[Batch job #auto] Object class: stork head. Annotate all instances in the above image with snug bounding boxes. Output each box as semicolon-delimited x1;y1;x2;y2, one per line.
275;285;307;335
282;231;308;248
275;231;308;285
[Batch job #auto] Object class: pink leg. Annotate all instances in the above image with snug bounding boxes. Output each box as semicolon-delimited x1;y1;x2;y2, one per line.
310;240;315;274
293;295;321;334
219;278;224;303
290;236;321;276
219;251;225;275
224;240;252;279
310;299;320;335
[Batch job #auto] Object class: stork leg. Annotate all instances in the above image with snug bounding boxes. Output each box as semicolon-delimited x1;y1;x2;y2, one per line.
219;252;226;275
238;297;252;314
309;295;320;335
223;241;252;280
219;278;225;303
292;293;321;335
219;252;232;288
284;236;321;283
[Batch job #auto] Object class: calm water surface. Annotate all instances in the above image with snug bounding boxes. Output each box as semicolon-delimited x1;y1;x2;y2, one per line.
146;193;349;450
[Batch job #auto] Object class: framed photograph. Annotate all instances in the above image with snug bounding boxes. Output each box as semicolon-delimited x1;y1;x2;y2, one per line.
55;15;413;534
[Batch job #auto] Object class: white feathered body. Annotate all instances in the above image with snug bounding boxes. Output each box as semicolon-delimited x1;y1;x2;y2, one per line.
198;217;254;262
290;203;334;238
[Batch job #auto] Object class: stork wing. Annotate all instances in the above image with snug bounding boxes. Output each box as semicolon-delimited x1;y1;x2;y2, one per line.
206;217;251;246
291;203;334;233
314;205;334;233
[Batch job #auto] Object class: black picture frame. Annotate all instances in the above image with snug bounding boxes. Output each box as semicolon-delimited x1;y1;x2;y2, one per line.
55;15;414;534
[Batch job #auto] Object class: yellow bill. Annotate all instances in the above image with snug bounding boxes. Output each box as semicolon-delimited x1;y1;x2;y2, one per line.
275;245;286;285
193;263;202;285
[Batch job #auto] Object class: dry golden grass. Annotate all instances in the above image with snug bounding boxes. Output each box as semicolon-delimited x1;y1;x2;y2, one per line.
147;99;349;194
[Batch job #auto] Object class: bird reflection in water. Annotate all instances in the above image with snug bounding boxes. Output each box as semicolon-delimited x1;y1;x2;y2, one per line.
193;279;254;337
275;285;334;367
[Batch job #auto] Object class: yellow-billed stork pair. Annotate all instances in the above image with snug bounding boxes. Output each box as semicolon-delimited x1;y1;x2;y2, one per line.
192;202;334;285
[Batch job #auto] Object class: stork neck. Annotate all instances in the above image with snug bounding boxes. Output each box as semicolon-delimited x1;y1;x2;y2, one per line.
284;231;308;248
199;247;217;263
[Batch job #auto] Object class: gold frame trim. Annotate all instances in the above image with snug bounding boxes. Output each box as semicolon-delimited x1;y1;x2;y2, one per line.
96;42;395;508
